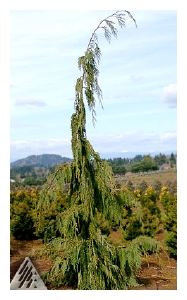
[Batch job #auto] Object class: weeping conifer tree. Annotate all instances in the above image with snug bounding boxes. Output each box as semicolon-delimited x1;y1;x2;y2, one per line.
36;10;159;290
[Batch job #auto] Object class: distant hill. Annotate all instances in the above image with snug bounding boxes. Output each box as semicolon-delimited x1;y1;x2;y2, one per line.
10;154;73;168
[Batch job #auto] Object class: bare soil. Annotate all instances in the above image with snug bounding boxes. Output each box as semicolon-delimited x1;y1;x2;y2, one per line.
10;228;177;290
129;228;177;290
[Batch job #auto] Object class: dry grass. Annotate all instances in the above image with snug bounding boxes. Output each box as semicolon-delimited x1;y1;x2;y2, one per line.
116;169;177;187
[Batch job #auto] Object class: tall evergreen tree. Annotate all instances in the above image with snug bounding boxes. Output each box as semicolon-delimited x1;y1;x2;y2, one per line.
169;152;176;166
35;10;158;290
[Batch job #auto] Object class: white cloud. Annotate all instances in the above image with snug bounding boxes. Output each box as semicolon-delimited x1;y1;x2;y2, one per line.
14;99;47;107
10;139;72;161
10;130;177;161
162;84;177;108
89;131;177;155
160;132;177;141
9;10;177;161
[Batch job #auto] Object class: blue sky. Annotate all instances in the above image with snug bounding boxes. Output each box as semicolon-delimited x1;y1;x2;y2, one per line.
10;9;177;161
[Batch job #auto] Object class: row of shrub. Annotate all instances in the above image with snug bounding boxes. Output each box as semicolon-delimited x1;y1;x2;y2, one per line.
118;178;177;195
10;183;177;258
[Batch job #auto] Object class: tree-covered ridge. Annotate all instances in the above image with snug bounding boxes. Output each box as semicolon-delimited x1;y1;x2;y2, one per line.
10;154;72;168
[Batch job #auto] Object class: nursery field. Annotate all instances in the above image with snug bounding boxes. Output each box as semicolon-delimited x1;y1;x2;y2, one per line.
10;223;177;290
10;169;177;290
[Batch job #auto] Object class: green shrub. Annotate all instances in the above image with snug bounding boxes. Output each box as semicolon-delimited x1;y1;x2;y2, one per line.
164;231;177;257
10;189;38;240
159;187;177;257
10;201;36;240
125;186;161;239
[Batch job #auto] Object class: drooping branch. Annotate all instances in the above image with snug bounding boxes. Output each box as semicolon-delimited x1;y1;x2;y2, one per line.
77;10;137;126
44;10;138;190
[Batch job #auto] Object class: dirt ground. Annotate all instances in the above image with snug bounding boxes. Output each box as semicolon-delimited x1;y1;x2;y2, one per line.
10;228;177;290
129;229;177;290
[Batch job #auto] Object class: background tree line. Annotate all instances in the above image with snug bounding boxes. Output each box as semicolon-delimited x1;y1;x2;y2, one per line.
106;152;176;174
10;152;177;187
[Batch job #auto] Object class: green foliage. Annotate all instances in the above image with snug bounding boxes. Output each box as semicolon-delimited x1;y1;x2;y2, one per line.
133;155;143;162
43;234;158;290
169;152;176;166
23;176;46;186
159;187;177;257
154;153;168;166
10;209;35;240
140;186;161;236
127;186;161;239
35;11;160;290
164;232;177;257
131;155;158;173
10;165;48;185
35;185;69;242
10;155;72;186
107;158;127;174
10;189;38;240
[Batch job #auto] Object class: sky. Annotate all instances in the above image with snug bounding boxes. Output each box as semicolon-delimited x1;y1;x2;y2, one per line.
10;8;177;161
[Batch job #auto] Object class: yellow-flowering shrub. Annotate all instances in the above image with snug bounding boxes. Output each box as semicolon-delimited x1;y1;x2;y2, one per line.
125;186;161;239
10;189;39;240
